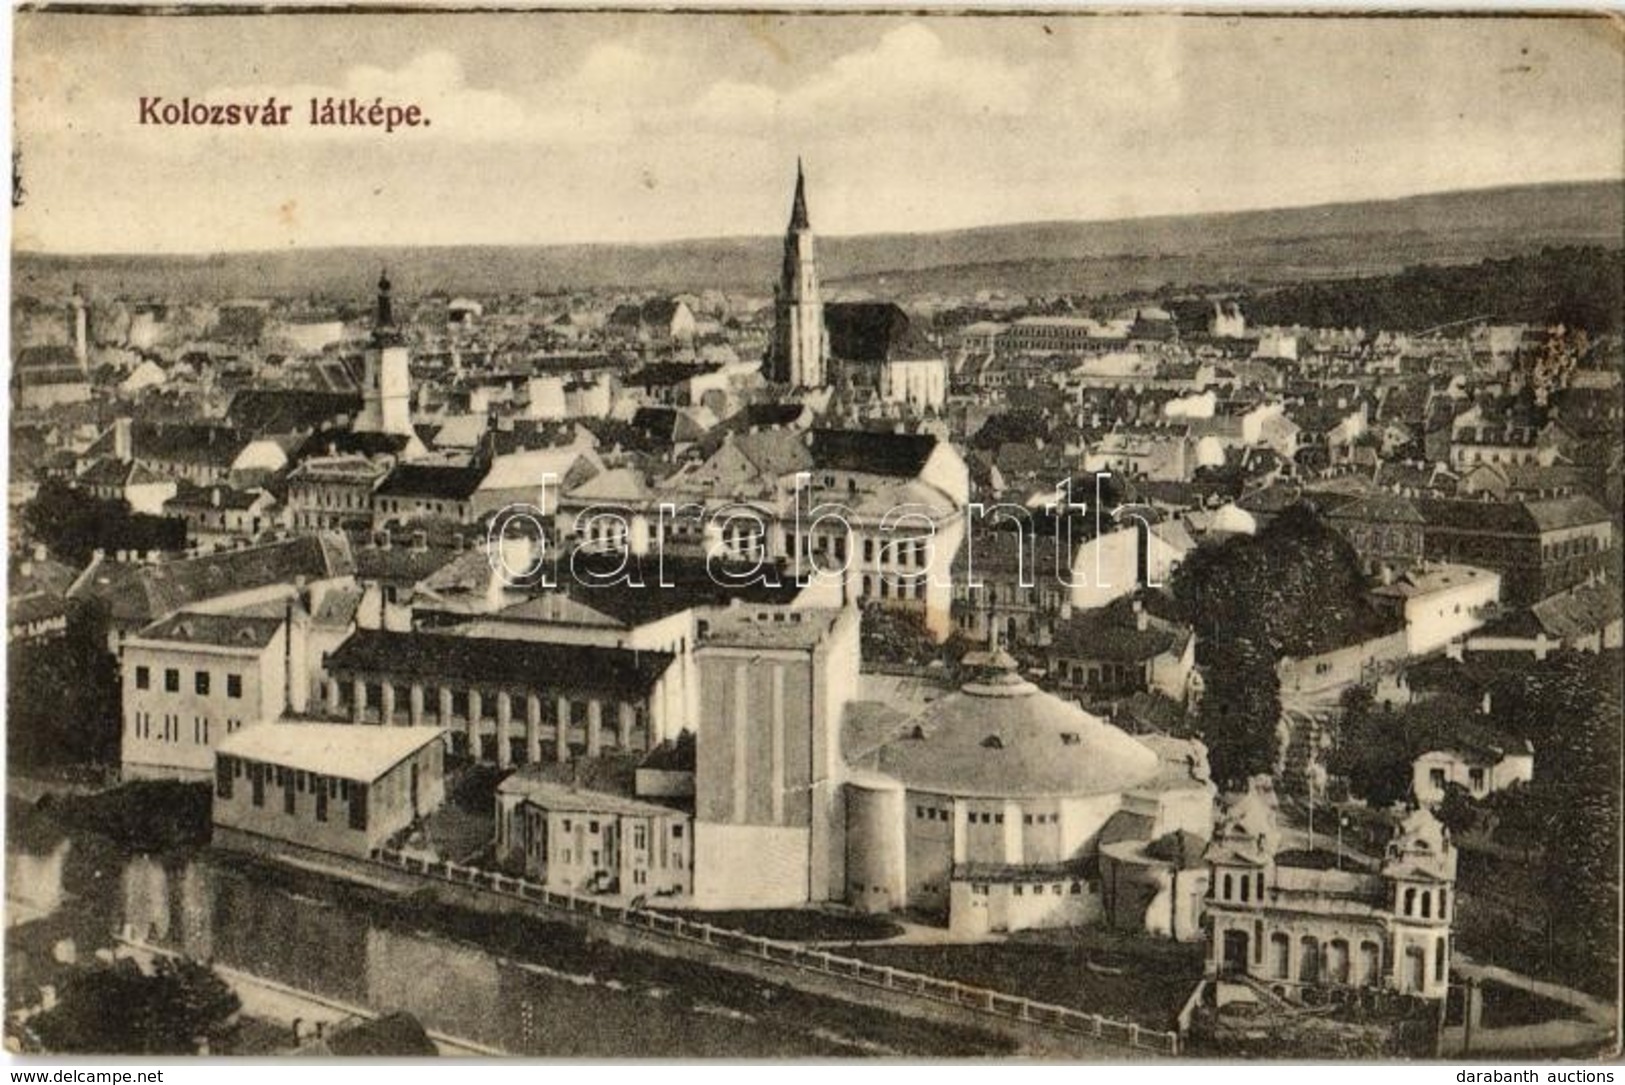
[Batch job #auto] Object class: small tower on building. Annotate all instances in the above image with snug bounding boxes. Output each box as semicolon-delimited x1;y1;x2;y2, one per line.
767;160;828;389
354;270;414;436
71;283;89;371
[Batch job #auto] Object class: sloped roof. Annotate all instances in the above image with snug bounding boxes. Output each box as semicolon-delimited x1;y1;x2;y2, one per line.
325;628;674;700
825;302;936;363
375;462;489;501
135;610;285;649
809;428;937;477
226;389;361;434
74;533;355;628
218;723;444;782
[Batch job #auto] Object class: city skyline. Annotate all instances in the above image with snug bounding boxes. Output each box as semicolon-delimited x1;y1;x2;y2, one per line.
13;11;1625;255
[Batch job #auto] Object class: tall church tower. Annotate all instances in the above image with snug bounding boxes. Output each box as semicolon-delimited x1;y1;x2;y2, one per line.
354;270;414;436
767;160;827;389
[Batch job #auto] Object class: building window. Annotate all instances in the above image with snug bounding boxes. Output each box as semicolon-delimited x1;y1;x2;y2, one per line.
315;781;328;822
1430;768;1446;790
195;671;210;696
135;666;150;690
227;674;243;699
1469;767;1486;791
165;669;180;693
251;763;265;808
349;783;368;831
216;758;233;801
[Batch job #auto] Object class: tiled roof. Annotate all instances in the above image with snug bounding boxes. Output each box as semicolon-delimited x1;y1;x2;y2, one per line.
135;610;285;649
825;302;936;363
809;428;937;478
73;533;355;628
375;462;489;501
325;628;674;700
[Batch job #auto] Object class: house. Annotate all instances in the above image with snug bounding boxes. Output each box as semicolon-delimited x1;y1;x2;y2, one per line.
12;345;91;410
285;455;391;531
213;723;446;859
75;458;178;516
1413;729;1533;805
372;460;490;527
1048;596;1197;707
1325;492;1427;577
164;486;277;546
557;427;971;638
1417;495;1615;607
1369;562;1501;656
494;754;693;897
607;298;697;345
69;532;357;650
121;610;302;781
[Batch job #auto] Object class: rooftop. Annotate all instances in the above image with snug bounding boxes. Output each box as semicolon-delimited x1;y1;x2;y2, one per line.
218;722;444;782
325;628;674;700
135;610;285;650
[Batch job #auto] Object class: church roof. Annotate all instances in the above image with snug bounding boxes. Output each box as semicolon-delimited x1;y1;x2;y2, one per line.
825;302;937;363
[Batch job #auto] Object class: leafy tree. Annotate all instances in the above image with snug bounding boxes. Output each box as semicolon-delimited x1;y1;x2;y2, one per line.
1326;699;1414;807
32;957;240;1055
22;481;186;567
1196;632;1281;789
859;603;939;666
1434;783;1479;838
7;597;121;768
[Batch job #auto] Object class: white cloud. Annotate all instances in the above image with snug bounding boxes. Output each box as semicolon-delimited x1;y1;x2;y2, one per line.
693;23;1033;129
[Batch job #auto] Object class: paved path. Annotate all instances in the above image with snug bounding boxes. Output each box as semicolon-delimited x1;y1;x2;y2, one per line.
1443;954;1619;1056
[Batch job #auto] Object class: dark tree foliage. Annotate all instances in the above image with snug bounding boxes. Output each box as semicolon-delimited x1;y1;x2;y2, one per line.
22;481;186;567
859;603;939;666
1242;247;1624;335
1504;653;1623;976
1172;502;1395;787
1173;501;1389;661
32;957;239;1055
968;410;1054;451
36;781;213;852
1195;633;1281;789
1434;783;1480;838
6;597;121;768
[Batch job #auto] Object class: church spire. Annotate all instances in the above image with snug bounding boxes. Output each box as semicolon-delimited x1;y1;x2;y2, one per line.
789;158;809;231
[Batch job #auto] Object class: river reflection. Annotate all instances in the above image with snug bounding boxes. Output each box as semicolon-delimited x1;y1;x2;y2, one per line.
11;848;977;1057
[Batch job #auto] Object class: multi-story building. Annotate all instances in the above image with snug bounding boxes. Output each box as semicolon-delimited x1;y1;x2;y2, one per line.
1417;495;1615;607
121;610;302;781
285;455;391;531
556;427;970;638
1203;787;1456;1001
320;628;680;767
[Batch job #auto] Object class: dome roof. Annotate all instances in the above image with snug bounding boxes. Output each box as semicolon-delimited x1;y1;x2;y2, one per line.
875;653;1160;799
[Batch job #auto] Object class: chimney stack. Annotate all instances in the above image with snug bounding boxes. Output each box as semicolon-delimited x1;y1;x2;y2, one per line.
112;417;134;463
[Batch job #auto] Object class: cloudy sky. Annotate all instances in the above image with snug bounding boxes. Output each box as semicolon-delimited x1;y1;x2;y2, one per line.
13;11;1624;254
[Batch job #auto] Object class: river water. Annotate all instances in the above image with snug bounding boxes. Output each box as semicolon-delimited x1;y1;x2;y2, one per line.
6;840;1002;1057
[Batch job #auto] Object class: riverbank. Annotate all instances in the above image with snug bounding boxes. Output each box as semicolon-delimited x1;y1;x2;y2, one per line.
207;842;1050;1057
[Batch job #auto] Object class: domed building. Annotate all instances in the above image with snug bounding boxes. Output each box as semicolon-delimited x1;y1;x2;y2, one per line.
844;649;1215;935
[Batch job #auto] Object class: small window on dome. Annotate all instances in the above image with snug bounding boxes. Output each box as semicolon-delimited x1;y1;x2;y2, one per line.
981;735;1004;750
1060;732;1080;745
909;725;926;740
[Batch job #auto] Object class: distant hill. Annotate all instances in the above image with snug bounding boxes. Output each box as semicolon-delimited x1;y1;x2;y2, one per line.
13;180;1622;301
